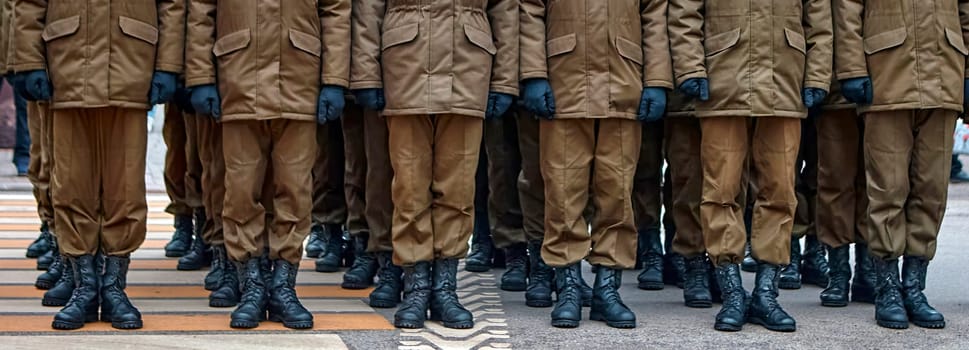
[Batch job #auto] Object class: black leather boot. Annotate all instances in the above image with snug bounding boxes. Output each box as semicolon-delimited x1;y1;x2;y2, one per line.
748;264;796;332
741;242;758;272
713;264;747;332
394;262;432;329
801;235;830;288
778;239;801;289
100;256;143;329
872;258;908;329
26;222;52;258
590;266;636;329
165;214;194;257
204;244;226;291
852;243;877;304
43;258;75;306
52;255;99;330
683;256;713;308
662;252;686;288
551;263;583;328
578;268;593;307
465;224;495;272
268;260;314;329
637;228;664;290
177;234;211;271
36;249;64;290
315;224;346;272
208;246;239;307
901;256;944;329
820;244;850;307
500;243;528;291
429;259;474;329
231;259;269;329
37;248;55;270
342;234;378;289
525;240;554;308
305;224;326;258
369;251;403;308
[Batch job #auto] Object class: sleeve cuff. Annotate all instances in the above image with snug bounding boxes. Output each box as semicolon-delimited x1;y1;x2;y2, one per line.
804;80;830;91
489;84;519;97
835;70;869;81
154;62;184;75
674;70;707;87
185;76;216;88
349;80;383;90
322;77;350;89
12;62;46;73
644;79;674;90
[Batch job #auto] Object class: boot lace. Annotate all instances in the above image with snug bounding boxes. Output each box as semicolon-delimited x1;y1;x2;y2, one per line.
643;253;664;272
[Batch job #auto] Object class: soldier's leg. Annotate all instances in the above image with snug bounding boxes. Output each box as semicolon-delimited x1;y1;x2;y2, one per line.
342;103;379;289
198;117;235;305
667;117;712;307
26;102;53;259
465;151;495;272
363;108;401;308
13;90;30;174
485;116;527;291
314;123;350;271
36;101;64;290
515;112;552;307
222;121;272;264
633;120;665;290
179;111;210;269
161;104;195;257
781;117;819;289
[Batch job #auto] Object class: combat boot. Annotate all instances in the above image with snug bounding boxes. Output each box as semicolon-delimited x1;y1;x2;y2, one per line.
778;239;802;289
578;267;593;307
741;241;758;272
748;264;796;332
315;224;346;272
551;263;583;328
590;266;636;329
100;256;143;329
662;252;686;288
501;243;528;291
342;234;378;289
713;264;748;332
369;251;403;308
851;243;877;303
682;256;713;308
177;234;211;271
525;240;554;308
394;262;432;329
637;228;664;290
872;258;908;329
35;237;63;289
165;214;194;257
268;260;314;329
231;259;269;329
465;224;495;272
43;258;75;307
801;235;830;287
901;257;944;329
208;246;239;307
37;249;55;270
429;259;473;329
204;244;227;291
26;222;53;258
52;255;100;330
820;244;850;307
305;224;326;258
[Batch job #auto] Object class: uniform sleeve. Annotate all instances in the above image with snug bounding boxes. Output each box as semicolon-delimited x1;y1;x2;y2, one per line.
519;0;546;81
5;0;16;71
320;0;351;88
802;0;832;91
184;0;216;87
156;0;186;74
349;0;384;90
668;0;705;86
487;0;519;96
641;0;673;89
960;0;969;77
13;0;47;72
833;0;866;80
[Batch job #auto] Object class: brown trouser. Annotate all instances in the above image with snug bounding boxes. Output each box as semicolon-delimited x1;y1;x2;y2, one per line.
313;122;347;227
793;117;818;239
700;116;800;266
633;120;665;232
341;103;394;252
52;107;148;257
162;104;203;216
195;116;226;246
665;117;706;258
816;109;867;248
387;114;483;266
516;112;546;244
863;109;956;260
27;102;54;226
485;116;525;249
223;119;316;264
541;118;641;269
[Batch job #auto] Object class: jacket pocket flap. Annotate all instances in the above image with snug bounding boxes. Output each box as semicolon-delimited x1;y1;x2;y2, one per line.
547;33;576;58
213;29;251;57
705;28;741;57
615;37;643;65
784;28;806;54
119;16;158;45
464;25;497;55
42;16;80;42
864;28;907;55
382;23;419;50
289;29;322;57
946;28;968;56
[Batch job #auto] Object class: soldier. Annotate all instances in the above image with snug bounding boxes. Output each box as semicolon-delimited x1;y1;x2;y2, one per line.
670;0;832;332
521;0;671;329
633;118;665;291
186;0;350;329
834;0;966;330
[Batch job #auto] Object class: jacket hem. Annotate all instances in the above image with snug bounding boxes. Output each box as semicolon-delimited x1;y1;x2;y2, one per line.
382;107;485;119
553;112;638;120
695;109;807;119
220;113;316;122
51;101;150;110
859;103;964;114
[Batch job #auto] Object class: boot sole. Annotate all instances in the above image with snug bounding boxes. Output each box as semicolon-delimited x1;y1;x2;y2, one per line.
551;319;579;328
590;313;636;329
500;283;527;292
778;281;801;290
820;299;848;308
440;321;474;329
394;320;425;329
42;296;69;307
912;320;945;329
341;281;374;290
52;313;101;330
111;320;144;330
749;317;796;332
464;264;491;273
714;322;743;332
637;281;664;291
35;279;56;290
368;299;400;309
685;299;713;309
209;298;239;308
526;299;553;308
876;319;909;329
269;314;314;329
230;320;261;329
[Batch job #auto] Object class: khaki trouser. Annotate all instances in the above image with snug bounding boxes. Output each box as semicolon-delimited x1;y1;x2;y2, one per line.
816;109;868;248
540;118;641;269
195;116;226;246
485;115;525;249
665;117;706;258
793;117;818;240
27;102;54;226
313;122;347;226
52;107;148;257
633;120;665;232
863;109;956;260
163;104;203;216
700;116;800;266
516;111;545;243
387;114;483;266
341;103;394;252
223;119;316;264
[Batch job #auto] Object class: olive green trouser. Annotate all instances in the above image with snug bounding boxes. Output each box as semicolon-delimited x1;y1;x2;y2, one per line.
341;103;394;253
816;109;868;248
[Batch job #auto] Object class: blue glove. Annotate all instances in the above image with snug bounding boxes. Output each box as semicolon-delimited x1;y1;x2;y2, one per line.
678;77;709;101
173;83;195;114
840;77;872;105
148;71;178;106
521;78;555;119
802;88;828;109
485;92;514;120
22;70;52;101
352;88;385;111
317;85;346;124
190;84;221;120
638;87;667;122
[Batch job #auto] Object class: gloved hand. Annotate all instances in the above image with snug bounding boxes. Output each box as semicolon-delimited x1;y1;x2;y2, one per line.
22;70;52;101
190;84;221;120
521;78;555;119
352;88;385;111
802;87;828;109
840;77;872;105
485;92;514;120
317;85;346;125
678;77;709;101
10;73;31;100
173;83;196;114
148;71;178;106
638;87;667;122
